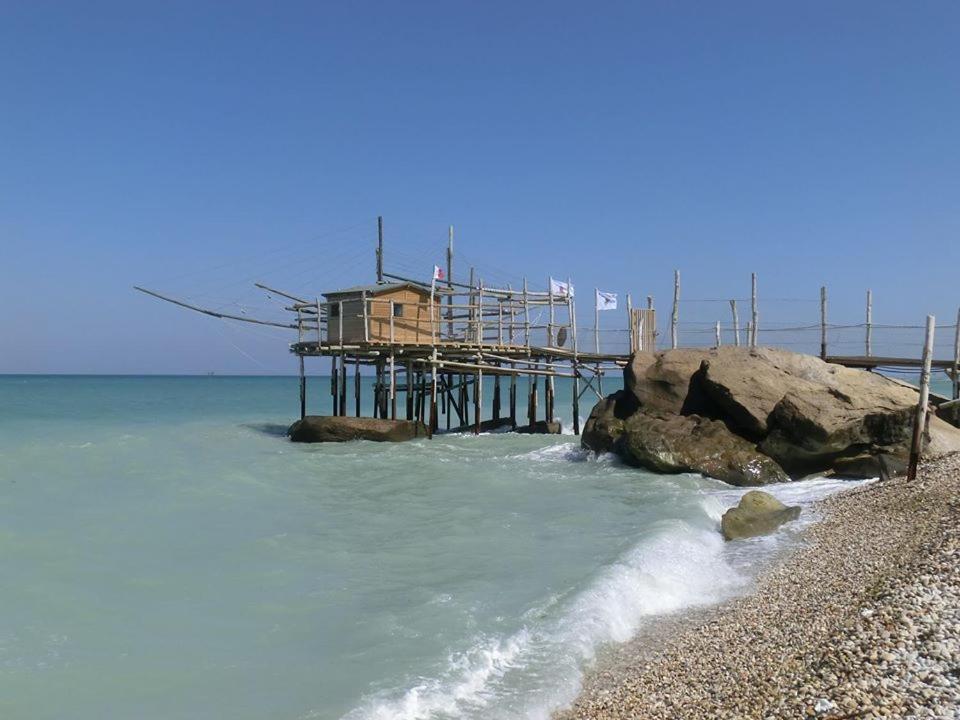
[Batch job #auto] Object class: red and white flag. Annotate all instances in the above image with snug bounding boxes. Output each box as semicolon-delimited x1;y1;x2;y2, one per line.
433;265;445;281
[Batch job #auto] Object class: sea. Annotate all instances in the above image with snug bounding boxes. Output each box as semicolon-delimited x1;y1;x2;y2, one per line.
2;373;943;720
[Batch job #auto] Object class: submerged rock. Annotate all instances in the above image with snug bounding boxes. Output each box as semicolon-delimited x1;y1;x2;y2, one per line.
288;416;428;442
721;490;801;540
618;412;788;486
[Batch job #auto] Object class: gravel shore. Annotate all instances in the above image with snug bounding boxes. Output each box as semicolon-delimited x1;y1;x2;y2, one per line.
562;452;960;720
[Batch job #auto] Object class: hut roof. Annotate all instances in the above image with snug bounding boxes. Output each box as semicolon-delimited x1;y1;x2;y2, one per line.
322;281;431;298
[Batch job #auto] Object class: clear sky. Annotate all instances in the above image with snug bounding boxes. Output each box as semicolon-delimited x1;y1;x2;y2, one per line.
2;1;958;373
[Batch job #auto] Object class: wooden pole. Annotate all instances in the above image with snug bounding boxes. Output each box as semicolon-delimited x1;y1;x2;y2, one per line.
405;360;414;420
820;286;828;360
298;355;306;420
447;225;454;340
546;373;555;424
548;278;555;346
865;289;873;357
474;369;482;435
750;272;758;348
429;349;438;438
331;355;338;415
522;278;531;348
730;299;740;347
570;280;581;435
626;294;634;353
594;288;600;354
376;216;384;283
339;350;347;417
509;365;517;429
390;350;397;419
354;357;361;417
671;270;680;349
953;307;960;401
715;321;721;348
907;315;936;481
493;372;501;421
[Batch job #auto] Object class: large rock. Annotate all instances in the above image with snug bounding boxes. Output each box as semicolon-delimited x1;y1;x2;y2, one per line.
584;347;960;483
581;390;637;453
721;490;801;540
289;416;428;442
617;411;789;486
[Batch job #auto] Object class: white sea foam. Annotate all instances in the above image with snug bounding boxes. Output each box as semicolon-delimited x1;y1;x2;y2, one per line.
342;515;745;720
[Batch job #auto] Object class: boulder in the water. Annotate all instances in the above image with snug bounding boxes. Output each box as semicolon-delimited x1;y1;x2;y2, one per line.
618;412;789;486
288;416;428;443
721;490;801;541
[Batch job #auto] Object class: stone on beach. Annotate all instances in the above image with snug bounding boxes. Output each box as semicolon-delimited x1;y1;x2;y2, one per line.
720;490;801;540
288;415;428;442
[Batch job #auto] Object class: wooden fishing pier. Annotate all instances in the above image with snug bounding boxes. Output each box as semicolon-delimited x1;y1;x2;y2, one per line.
135;217;959;441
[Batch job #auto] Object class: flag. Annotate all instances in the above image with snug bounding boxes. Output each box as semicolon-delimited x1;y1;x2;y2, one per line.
550;277;574;298
433;265;445;281
596;290;617;311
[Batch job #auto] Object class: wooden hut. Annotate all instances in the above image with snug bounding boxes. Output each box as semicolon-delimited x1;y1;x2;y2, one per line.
324;282;438;344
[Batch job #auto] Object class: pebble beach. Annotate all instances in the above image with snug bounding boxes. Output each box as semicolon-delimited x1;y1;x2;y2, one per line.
563;452;960;720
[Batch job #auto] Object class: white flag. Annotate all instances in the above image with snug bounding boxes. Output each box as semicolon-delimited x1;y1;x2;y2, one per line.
596;290;617;311
433;265;445;281
550;277;574;298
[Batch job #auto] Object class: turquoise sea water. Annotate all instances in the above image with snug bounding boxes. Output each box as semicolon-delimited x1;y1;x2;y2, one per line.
0;376;884;719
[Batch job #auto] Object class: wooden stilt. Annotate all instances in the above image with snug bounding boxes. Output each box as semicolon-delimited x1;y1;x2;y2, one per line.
671;270;680;349
339;351;347;417
355;358;361;417
908;315;936;481
730;300;740;347
298;355;306;420
406;360;414;420
474;370;482;435
493;371;501;421
953;307;960;401
390;351;397;420
509;366;517;429
331;355;339;416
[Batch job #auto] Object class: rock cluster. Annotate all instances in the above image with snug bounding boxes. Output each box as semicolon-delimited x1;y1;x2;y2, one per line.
582;347;960;484
560;452;960;720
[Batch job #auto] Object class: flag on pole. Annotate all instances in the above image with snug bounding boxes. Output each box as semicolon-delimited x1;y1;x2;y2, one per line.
433;265;445;282
596;290;618;311
550;277;574;298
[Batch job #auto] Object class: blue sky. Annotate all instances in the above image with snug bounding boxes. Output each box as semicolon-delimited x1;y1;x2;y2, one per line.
2;1;958;373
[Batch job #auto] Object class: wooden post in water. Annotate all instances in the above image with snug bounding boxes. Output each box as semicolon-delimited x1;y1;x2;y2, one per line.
907;315;936;481
671;270;680;349
493;372;501;421
429;350;438;438
730;299;740;347
509;364;517;429
546;373;555;424
474;368;482;435
390;351;397;420
354;358;361;417
405;360;414;420
298;355;306;420
820;286;828;360
548;278;555;346
865;289;873;357
750;272;758;348
331;355;339;415
522;278;531;348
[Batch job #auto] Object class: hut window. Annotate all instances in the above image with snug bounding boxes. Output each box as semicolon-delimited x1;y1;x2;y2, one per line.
393;303;404;318
330;304;340;317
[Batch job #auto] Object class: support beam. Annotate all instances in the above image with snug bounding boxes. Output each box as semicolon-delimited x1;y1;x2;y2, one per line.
820;286;828;360
298;355;306;420
750;272;758;348
908;315;936;481
730;299;740;347
376;216;384;283
671;270;680;349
